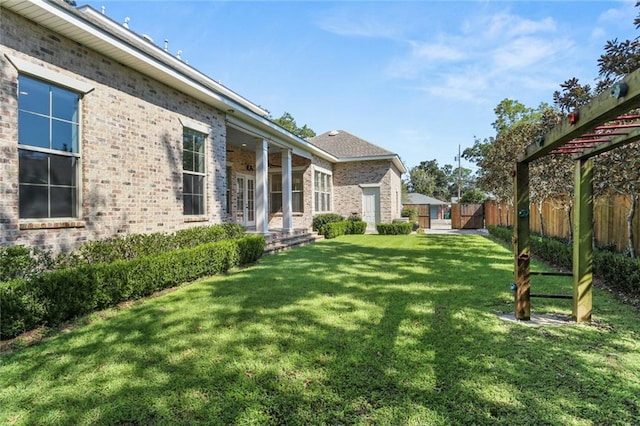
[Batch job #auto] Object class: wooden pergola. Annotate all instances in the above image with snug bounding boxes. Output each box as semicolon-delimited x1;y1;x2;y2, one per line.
514;68;640;322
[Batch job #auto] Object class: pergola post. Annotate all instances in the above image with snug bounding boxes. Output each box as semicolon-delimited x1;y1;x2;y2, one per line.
573;158;593;322
514;161;530;320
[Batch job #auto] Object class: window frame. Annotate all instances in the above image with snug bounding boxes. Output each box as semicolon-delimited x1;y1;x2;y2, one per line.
313;167;332;213
269;169;304;214
182;127;207;216
17;74;82;220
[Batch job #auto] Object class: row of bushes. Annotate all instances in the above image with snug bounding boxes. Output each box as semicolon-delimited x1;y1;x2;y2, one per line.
377;222;413;235
487;225;640;296
0;235;266;340
312;214;367;239
0;224;247;283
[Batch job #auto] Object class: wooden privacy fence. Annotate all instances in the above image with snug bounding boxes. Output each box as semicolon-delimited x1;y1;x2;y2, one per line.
485;196;640;254
402;203;431;229
451;203;484;229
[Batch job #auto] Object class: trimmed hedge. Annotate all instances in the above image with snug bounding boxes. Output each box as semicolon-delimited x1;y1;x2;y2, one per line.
346;220;367;235
376;222;413;235
0;235;265;340
72;223;246;265
487;225;640;297
312;213;344;233
320;220;367;239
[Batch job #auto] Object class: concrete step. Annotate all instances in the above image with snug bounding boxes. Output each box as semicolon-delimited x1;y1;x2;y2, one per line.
263;232;323;255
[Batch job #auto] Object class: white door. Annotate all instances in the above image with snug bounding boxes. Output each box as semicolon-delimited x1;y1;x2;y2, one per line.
362;187;380;233
236;174;255;227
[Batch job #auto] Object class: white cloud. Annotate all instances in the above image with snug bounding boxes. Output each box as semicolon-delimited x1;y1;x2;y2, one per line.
491;36;573;72
315;8;401;39
484;13;557;39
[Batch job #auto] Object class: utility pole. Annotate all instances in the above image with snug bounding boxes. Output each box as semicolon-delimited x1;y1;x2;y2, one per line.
457;144;461;201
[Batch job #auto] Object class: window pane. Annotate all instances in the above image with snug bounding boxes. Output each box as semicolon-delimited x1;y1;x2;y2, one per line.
52;120;78;152
50;187;75;217
183;133;194;152
270;193;282;213
183;152;194;172
18;111;49;149
19;184;48;218
292;173;303;191
183;194;194;215
292;193;302;213
52;87;79;123
19;150;48;184
271;174;282;192
193;175;204;195
18;76;49;115
183;173;193;193
194;133;205;154
50;155;77;186
195;153;205;173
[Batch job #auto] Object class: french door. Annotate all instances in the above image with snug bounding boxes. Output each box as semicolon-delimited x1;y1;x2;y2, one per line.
236;174;255;227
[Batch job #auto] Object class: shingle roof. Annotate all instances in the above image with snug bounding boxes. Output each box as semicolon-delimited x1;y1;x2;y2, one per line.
308;130;395;159
404;193;448;205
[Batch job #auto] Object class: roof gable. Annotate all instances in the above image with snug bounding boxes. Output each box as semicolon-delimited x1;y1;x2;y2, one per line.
404;193;448;205
308;130;394;159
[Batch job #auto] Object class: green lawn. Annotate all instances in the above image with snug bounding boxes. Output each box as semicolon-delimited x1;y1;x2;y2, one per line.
1;234;639;425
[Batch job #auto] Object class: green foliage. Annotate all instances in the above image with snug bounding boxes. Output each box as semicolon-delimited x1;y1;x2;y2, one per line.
377;222;413;235
346;220;367;235
271;112;316;138
487;225;640;297
68;224;246;266
0;279;46;339
0;246;55;281
460;188;487;203
0;236;264;340
312;213;344;233
401;207;418;220
322;221;348;239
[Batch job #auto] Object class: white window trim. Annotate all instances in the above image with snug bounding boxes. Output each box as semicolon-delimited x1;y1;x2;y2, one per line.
182;127;208;216
179;117;211;135
17;75;84;221
312;166;333;214
7;54;94;94
359;183;381;188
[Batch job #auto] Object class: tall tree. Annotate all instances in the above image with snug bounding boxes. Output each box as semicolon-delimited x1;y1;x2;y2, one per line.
271;112;316;138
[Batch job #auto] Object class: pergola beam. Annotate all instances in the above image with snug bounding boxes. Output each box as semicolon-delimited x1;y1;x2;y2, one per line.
519;68;640;163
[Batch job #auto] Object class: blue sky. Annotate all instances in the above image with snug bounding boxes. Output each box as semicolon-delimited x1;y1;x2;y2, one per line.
83;1;638;172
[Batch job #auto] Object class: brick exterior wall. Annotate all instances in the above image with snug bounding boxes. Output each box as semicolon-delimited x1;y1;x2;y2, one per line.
1;9;227;252
333;160;403;224
0;7;404;251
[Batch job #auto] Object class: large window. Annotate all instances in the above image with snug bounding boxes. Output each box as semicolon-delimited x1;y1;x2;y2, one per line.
183;128;206;215
270;172;303;213
314;170;331;212
18;75;80;219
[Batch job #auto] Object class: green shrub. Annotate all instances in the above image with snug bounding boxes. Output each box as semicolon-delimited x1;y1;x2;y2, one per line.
0;279;46;339
236;235;267;265
346;220;367;235
376;222;413;235
401;207;418;220
0;246;55;282
312;213;344;233
322;221;348;239
69;224;247;266
0;235;264;340
487;225;640;297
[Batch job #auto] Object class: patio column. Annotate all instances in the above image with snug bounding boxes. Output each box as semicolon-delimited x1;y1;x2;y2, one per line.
282;149;293;233
255;139;269;235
